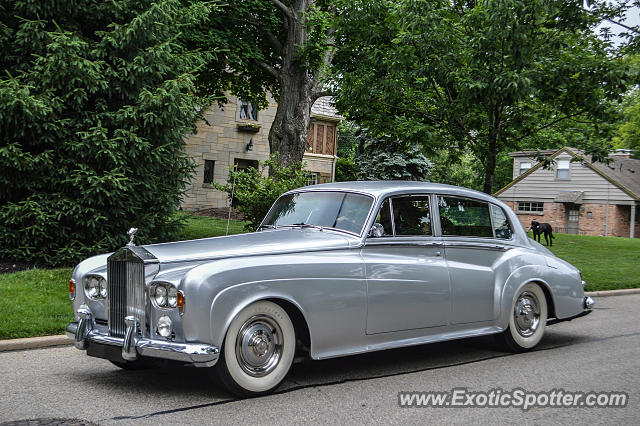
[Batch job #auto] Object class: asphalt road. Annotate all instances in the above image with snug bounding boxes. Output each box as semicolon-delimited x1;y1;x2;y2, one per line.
1;295;639;425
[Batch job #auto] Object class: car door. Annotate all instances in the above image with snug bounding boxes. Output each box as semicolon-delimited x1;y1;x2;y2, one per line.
361;194;451;334
437;195;514;324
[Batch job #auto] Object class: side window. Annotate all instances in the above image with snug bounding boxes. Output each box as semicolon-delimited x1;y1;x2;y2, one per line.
371;198;393;237
491;204;513;239
438;196;493;238
392;196;432;236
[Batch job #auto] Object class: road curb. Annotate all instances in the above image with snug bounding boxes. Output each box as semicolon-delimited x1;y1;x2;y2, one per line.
0;334;71;352
585;288;640;297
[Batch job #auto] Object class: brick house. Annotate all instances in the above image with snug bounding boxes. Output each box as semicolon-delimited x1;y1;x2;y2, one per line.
181;96;342;210
495;147;639;238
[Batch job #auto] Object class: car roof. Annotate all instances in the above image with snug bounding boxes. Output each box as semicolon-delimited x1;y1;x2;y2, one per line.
290;181;498;202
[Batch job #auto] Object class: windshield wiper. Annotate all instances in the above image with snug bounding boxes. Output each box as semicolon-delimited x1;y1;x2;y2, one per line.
290;222;324;230
258;224;278;230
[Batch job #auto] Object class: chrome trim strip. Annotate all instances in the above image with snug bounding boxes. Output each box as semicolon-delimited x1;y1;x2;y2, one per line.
443;241;510;251
66;320;219;367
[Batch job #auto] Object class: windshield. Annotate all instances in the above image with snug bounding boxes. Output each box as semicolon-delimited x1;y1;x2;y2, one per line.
262;191;374;235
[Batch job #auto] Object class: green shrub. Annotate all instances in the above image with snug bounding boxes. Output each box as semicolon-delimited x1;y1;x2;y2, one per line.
214;155;309;231
0;0;212;266
335;157;358;181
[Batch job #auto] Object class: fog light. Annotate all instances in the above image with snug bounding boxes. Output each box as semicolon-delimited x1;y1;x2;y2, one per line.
157;316;172;338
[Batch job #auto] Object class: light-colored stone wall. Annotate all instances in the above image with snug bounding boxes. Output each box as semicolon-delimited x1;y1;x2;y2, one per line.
181;96;339;210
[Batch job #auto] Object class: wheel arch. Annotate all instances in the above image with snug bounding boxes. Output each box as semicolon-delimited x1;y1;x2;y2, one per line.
211;289;314;357
500;265;558;329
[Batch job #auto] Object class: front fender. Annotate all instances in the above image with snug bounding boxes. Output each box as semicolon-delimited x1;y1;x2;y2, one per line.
179;250;367;358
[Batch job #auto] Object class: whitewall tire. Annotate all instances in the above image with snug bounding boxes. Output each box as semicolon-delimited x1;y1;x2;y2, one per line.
214;300;295;397
500;283;548;352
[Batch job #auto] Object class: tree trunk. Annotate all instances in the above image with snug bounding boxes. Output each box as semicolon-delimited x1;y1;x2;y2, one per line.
268;69;315;168
483;106;500;194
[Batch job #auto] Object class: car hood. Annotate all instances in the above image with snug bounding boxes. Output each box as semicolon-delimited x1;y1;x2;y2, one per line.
142;228;355;263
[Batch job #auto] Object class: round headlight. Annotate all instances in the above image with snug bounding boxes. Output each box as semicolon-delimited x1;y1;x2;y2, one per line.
86;277;100;299
154;285;167;307
99;278;108;298
157;316;172;338
167;287;178;308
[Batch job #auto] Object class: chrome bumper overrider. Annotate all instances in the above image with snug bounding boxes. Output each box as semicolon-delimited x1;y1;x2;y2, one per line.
66;309;219;368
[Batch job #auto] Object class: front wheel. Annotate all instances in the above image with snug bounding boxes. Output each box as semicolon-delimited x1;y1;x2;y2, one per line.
499;283;548;352
213;301;295;397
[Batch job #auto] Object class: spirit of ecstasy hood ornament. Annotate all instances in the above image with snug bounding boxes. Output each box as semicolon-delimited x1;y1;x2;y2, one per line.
127;228;138;246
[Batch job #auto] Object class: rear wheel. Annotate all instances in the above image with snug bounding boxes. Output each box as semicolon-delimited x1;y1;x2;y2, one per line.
499;283;548;352
213;301;295;397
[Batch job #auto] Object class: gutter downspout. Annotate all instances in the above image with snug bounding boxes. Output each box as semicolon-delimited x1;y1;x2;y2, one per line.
605;185;610;237
631;203;636;239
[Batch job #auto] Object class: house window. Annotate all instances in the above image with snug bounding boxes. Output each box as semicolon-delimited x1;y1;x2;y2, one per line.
568;210;579;222
556;160;570;180
519;162;532;175
306;172;319;186
587;211;593;219
234;158;259;171
239;100;258;121
203;160;215;184
517;202;544;213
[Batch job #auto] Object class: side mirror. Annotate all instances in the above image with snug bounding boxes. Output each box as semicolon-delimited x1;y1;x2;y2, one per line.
368;223;385;238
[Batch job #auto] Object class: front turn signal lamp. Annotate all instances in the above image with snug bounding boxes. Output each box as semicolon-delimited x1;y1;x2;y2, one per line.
69;279;76;300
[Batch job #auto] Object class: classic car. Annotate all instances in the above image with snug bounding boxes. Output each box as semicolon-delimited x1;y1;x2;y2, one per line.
66;181;594;396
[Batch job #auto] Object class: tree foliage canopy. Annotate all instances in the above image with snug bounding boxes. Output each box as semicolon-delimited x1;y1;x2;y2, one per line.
333;0;633;193
185;0;337;167
0;0;212;265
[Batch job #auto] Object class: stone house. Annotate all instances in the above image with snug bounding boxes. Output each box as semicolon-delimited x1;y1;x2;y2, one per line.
181;96;342;210
495;147;639;238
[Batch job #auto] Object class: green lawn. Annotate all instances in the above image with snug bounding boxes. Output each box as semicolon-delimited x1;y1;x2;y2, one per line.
542;233;640;292
0;268;74;339
175;214;249;240
1;221;638;339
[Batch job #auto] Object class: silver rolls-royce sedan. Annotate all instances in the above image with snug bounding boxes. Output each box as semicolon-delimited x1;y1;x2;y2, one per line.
66;181;593;396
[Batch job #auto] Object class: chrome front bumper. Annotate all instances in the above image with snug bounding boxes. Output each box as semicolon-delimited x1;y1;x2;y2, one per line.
66;308;219;368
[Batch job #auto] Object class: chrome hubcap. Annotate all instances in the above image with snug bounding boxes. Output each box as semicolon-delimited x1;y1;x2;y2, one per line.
235;315;283;377
514;291;540;337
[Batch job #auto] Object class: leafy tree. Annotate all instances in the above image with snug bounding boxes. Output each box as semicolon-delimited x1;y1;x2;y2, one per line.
334;0;632;193
0;0;212;265
613;89;640;155
355;131;431;181
337;120;359;160
214;155;309;230
186;0;336;168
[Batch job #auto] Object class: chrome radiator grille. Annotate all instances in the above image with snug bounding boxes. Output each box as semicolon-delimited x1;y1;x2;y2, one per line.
107;248;148;337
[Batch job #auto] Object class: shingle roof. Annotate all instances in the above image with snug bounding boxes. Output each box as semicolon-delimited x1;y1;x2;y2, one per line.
591;156;640;199
554;191;584;203
495;147;640;200
311;97;342;119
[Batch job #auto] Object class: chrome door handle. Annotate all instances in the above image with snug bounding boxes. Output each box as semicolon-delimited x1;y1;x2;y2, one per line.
435;251;442;256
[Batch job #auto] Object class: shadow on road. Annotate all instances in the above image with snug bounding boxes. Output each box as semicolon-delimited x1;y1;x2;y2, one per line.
79;327;593;402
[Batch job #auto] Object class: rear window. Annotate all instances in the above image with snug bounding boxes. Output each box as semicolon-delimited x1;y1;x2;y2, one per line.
438;196;493;238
